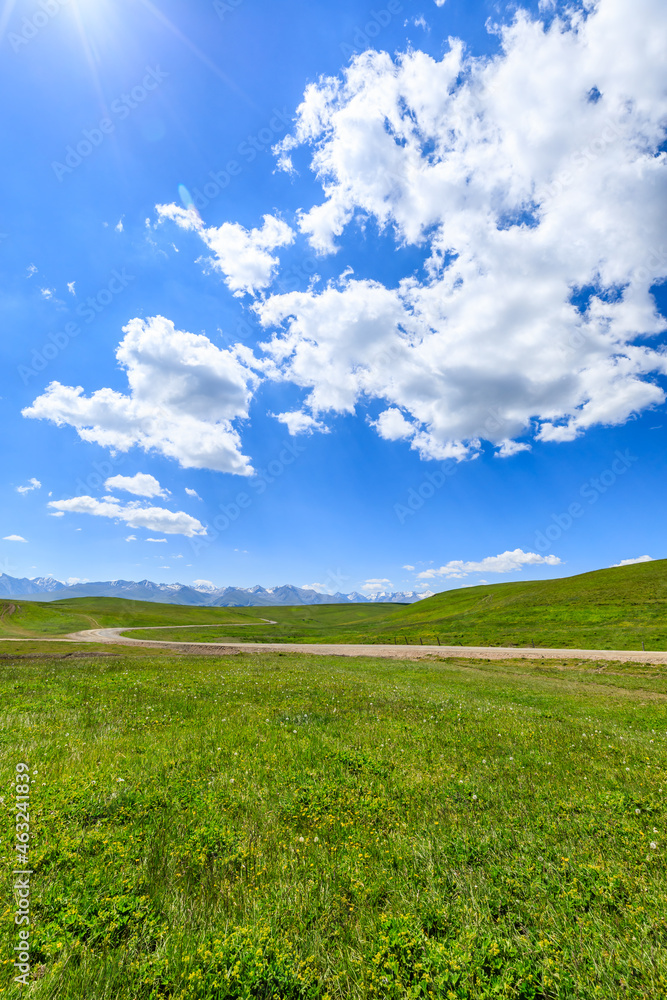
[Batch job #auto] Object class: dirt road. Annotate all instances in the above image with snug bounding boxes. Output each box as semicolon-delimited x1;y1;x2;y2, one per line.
57;626;667;664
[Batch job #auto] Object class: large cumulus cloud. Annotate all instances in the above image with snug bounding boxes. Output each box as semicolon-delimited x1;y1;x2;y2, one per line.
264;0;667;459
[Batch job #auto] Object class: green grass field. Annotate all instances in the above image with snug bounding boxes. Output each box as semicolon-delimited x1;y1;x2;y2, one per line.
2;645;666;998
2;559;667;652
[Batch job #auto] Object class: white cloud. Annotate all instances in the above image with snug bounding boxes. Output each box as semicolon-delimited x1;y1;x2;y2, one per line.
265;1;667;459
185;487;201;499
26;264;37;277
46;495;207;538
193;579;216;590
105;473;169;498
362;577;393;594
403;564;415;571
418;549;562;579
49;511;65;517
40;287;54;299
23;316;259;475
303;581;333;594
273;410;327;435
3;535;27;542
612;555;654;567
147;538;167;543
66;577;88;585
496;440;532;458
67;281;76;296
157;205;295;297
115;218;124;233
125;535;137;541
373;408;415;442
16;478;41;494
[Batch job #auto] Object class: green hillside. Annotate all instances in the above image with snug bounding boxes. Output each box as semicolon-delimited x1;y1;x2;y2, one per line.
372;557;667;650
2;559;665;650
0;596;269;638
127;559;667;651
0;595;392;639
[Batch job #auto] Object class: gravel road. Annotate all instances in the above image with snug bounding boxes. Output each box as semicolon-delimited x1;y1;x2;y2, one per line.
57;627;667;664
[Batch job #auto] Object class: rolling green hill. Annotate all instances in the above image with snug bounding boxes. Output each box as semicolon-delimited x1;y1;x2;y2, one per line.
0;596;269;638
1;559;665;650
0;595;393;639
376;557;667;650
126;559;667;650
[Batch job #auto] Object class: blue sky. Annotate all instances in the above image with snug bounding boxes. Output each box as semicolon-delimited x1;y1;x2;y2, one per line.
1;0;665;595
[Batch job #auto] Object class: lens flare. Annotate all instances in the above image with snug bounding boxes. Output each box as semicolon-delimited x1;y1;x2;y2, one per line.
178;184;195;210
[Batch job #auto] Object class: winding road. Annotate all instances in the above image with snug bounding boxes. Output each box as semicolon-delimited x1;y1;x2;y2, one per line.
51;625;667;664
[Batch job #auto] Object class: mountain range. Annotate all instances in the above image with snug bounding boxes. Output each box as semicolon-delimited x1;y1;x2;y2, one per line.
0;573;431;607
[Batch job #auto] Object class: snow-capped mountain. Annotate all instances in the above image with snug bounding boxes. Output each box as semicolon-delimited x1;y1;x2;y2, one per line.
0;573;63;598
345;590;434;603
1;574;431;606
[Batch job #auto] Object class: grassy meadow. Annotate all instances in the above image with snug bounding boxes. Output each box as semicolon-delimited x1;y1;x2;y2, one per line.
2;560;667;652
2;645;666;998
0;598;273;639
